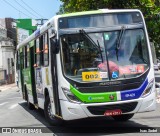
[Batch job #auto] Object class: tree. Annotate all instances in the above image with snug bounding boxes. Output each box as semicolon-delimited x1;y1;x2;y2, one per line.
59;0;160;57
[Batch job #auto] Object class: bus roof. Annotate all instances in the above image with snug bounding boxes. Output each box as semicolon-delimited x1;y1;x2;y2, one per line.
59;9;141;17
17;9;142;50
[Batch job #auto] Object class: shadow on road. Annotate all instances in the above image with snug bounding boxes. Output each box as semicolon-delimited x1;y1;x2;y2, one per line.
19;102;154;135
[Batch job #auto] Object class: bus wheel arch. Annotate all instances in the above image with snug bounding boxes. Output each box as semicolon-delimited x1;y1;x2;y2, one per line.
44;88;63;125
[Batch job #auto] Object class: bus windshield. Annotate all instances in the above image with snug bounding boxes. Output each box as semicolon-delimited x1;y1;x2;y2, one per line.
61;29;149;82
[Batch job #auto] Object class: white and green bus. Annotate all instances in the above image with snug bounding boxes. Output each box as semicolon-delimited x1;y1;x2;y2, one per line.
16;9;156;125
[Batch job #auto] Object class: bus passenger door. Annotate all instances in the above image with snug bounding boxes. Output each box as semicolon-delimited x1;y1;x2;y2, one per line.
30;46;38;105
34;37;44;106
50;37;61;116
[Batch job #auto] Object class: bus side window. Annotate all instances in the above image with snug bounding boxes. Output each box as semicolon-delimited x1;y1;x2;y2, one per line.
40;35;43;66
20;50;24;69
27;44;30;68
35;38;41;67
34;40;36;67
24;46;27;68
16;51;20;70
43;33;49;66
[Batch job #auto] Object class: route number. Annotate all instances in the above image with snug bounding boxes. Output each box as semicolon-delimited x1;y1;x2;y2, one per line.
82;71;102;81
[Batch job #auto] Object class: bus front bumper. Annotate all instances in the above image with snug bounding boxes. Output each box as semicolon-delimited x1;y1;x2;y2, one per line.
60;91;156;121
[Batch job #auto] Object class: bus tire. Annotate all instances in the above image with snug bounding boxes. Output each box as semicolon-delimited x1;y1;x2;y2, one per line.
112;113;134;121
44;96;63;126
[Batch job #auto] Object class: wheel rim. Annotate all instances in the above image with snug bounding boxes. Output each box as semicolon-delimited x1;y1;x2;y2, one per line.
47;103;54;120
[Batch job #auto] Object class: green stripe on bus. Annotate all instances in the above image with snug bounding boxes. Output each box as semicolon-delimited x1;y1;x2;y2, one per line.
70;85;117;103
61;10;102;17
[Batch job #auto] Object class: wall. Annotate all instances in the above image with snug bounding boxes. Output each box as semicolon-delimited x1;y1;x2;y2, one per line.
0;19;6;28
0;38;15;84
0;28;7;38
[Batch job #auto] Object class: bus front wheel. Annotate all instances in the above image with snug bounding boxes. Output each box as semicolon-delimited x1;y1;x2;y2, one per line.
44;96;63;126
112;113;134;121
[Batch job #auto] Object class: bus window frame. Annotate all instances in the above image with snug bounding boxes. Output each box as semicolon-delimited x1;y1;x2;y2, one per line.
35;38;41;67
16;51;20;70
26;44;30;68
43;32;49;67
24;46;27;68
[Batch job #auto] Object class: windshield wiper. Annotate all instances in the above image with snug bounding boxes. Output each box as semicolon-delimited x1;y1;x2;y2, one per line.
79;29;103;62
115;26;126;61
97;40;103;63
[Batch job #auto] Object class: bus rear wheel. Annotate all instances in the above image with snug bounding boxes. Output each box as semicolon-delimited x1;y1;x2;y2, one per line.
112;114;134;121
44;96;63;126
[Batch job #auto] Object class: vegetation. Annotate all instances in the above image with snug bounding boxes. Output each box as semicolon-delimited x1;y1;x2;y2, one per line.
58;0;160;57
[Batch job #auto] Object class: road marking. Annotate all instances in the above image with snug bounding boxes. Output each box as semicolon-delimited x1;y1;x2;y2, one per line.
0;102;9;106
8;104;18;109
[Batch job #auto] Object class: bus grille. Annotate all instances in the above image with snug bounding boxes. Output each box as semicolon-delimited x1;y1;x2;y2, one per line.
87;102;138;115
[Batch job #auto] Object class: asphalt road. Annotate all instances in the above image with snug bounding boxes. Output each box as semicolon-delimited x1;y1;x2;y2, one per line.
0;87;160;136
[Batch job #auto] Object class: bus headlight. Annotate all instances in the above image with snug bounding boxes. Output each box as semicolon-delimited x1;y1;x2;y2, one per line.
62;87;81;103
142;80;154;97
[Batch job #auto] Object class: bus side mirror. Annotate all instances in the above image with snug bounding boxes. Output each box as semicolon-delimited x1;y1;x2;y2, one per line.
50;38;59;54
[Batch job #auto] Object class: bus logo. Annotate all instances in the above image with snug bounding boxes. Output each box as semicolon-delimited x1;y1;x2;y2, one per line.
109;94;115;100
88;96;92;100
125;93;136;98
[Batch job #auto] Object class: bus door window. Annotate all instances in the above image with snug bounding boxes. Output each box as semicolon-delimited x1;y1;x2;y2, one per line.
35;38;41;67
20;50;23;70
16;51;20;70
34;41;36;67
24;46;27;68
34;37;43;96
43;33;49;66
26;44;30;68
40;36;43;66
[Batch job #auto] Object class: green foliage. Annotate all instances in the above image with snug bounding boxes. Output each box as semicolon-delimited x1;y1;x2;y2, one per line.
59;0;160;57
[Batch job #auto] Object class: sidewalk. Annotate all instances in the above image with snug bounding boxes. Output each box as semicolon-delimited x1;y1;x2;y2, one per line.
0;83;18;92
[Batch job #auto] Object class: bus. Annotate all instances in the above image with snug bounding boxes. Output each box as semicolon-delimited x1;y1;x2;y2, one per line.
16;9;156;125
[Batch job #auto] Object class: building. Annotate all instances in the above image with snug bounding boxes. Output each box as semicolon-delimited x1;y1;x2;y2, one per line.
0;18;17;47
16;19;37;44
0;27;7;38
0;18;37;85
0;27;15;84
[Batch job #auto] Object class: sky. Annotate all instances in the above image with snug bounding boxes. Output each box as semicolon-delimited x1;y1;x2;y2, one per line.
0;0;62;19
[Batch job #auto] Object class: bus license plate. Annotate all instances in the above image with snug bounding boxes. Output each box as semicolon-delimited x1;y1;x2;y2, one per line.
104;109;122;116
